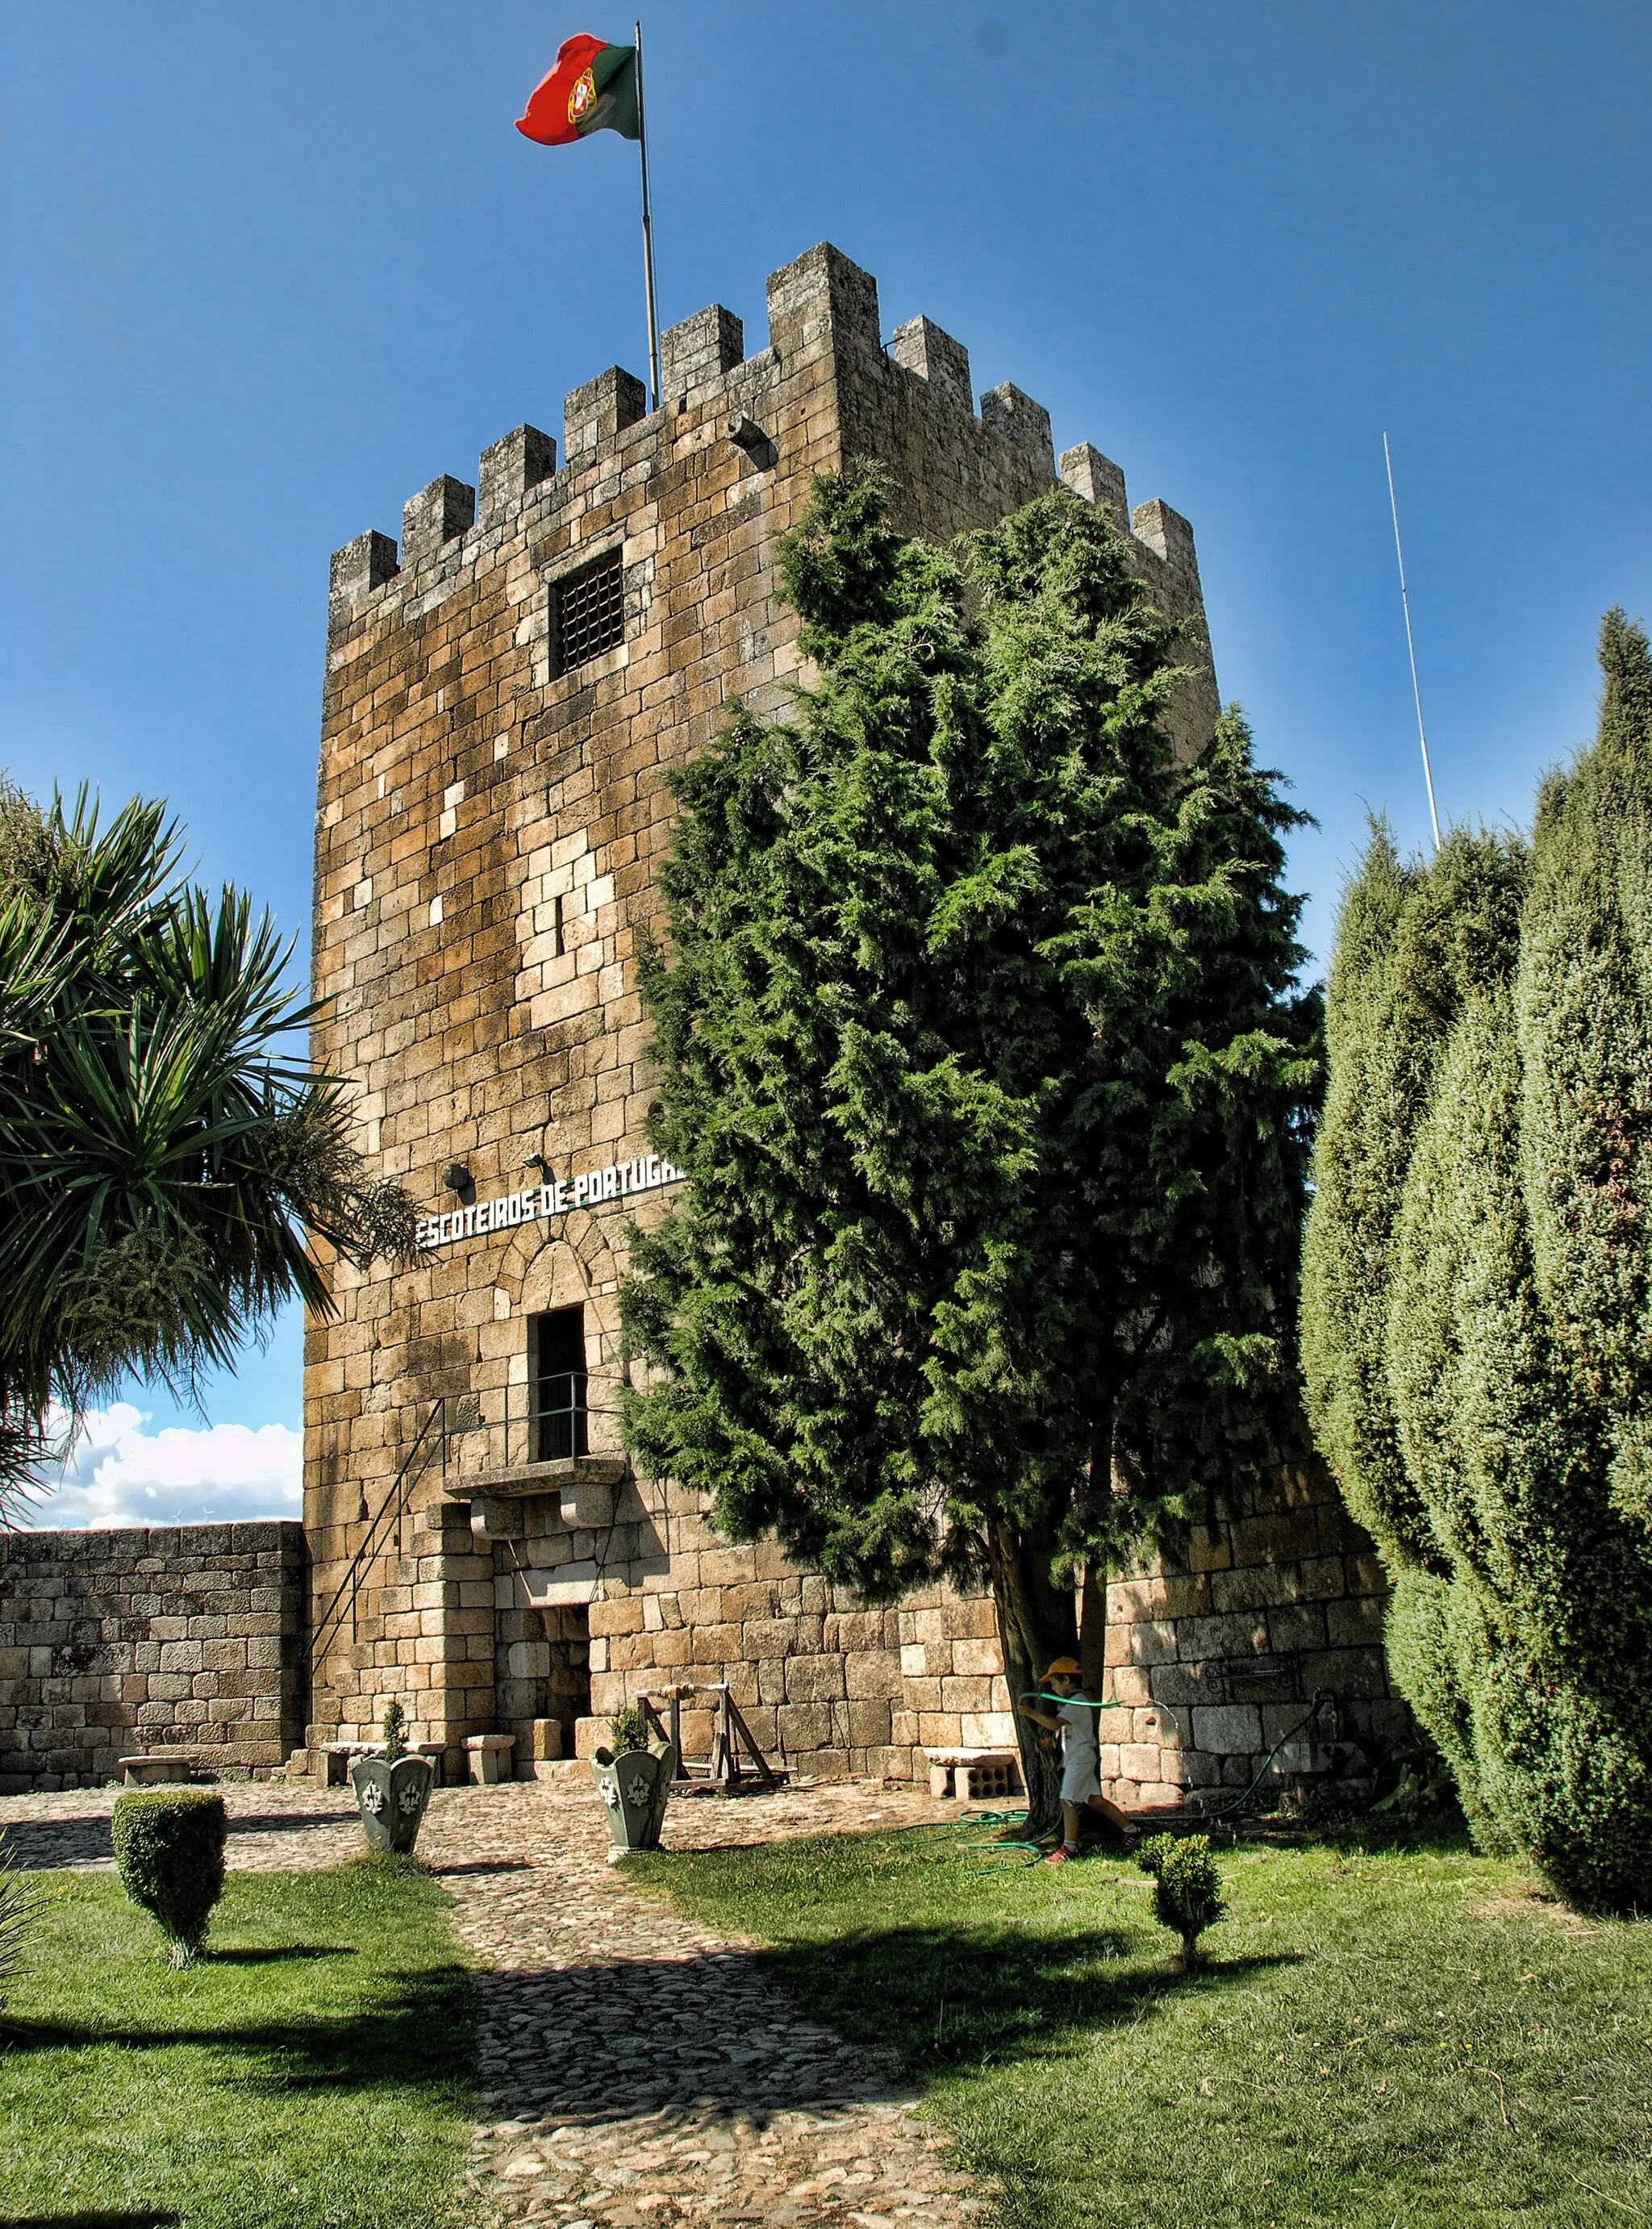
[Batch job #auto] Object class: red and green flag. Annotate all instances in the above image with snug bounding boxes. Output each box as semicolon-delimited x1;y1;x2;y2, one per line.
515;34;640;145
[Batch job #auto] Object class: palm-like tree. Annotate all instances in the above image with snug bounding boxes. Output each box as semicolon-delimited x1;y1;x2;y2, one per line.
0;782;411;1509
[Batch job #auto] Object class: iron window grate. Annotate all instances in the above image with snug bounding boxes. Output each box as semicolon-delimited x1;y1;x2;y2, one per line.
552;549;625;674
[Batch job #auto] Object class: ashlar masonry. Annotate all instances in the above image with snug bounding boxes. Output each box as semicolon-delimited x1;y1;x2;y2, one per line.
302;240;1402;1804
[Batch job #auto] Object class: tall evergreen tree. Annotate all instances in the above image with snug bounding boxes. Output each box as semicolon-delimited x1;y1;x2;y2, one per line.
1303;612;1652;1911
0;783;413;1508
620;470;1319;1826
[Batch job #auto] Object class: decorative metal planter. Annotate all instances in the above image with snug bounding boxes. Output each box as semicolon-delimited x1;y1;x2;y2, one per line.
351;1754;436;1855
590;1743;677;1853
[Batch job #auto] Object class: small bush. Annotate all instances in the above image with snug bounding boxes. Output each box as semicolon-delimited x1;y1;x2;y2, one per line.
0;1830;45;2006
1134;1832;1174;1878
111;1788;227;1967
608;1704;653;1754
1137;1832;1228;1965
381;1698;407;1763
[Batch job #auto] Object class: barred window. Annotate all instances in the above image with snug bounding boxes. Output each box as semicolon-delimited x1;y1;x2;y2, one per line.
550;549;625;675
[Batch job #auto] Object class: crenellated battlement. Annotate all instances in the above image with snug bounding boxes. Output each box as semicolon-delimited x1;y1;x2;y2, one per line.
327;241;1213;737
305;237;1237;1792
302;237;1396;1810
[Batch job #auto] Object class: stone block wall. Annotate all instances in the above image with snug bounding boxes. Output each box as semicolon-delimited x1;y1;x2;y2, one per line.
322;1498;495;1781
303;237;1222;1775
298;235;1406;1801
0;1522;305;1792
892;1592;1017;1759
502;1462;1392;1802
472;1484;996;1784
1098;1459;1404;1808
585;1520;909;1780
338;1463;1023;1784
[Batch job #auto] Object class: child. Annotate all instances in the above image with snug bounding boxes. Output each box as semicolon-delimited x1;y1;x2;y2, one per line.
1018;1656;1134;1864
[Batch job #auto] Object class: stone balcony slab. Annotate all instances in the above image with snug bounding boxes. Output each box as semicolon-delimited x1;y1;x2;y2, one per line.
440;1455;625;1527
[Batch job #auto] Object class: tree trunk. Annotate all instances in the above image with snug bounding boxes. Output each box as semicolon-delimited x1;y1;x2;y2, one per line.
1078;1563;1108;1698
986;1518;1080;1843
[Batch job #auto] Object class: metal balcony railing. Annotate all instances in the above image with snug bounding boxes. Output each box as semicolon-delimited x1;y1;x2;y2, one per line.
436;1375;626;1481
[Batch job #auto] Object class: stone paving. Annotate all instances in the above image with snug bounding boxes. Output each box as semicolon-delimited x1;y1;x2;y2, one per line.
0;1773;993;2229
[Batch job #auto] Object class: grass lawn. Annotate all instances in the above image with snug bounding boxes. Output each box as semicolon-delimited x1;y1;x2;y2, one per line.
631;1820;1652;2229
0;1858;476;2229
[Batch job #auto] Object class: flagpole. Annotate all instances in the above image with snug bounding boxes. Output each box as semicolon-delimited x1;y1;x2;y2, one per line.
1383;432;1441;853
634;19;661;411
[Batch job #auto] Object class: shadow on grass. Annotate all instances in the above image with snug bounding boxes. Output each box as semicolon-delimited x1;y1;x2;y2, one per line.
1270;1818;1476;1861
740;1921;1299;2081
0;2216;181;2227
205;1947;358;1965
0;1960;472;2100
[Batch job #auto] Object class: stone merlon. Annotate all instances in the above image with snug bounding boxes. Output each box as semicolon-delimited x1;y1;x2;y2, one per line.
327;241;1208;728
304;234;1255;1791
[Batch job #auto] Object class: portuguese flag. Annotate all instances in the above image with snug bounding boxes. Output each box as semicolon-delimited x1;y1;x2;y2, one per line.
515;35;640;145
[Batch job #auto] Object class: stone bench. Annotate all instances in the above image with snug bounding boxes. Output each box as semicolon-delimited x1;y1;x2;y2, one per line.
923;1747;1024;1802
118;1751;211;1789
463;1734;516;1785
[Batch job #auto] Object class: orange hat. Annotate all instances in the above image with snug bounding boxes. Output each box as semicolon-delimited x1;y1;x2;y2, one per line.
1044;1656;1081;1679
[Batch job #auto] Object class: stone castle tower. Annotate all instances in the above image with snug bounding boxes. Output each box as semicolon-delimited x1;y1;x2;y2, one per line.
305;241;1399;1797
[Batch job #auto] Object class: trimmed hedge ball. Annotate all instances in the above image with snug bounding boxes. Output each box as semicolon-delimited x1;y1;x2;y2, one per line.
1137;1831;1228;1965
112;1788;227;1967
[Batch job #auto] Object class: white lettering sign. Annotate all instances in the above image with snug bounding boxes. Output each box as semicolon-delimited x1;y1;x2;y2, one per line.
414;1153;686;1254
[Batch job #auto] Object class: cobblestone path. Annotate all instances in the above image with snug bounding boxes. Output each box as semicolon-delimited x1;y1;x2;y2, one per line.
1;1776;991;2229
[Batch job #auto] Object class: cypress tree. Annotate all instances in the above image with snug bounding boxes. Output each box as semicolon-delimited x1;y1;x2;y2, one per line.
1303;612;1652;1911
620;470;1319;1826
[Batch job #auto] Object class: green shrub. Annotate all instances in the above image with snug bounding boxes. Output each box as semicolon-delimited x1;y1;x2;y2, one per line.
381;1697;407;1763
111;1789;226;1966
1134;1831;1174;1878
608;1704;653;1755
1302;612;1652;1913
1136;1832;1227;1965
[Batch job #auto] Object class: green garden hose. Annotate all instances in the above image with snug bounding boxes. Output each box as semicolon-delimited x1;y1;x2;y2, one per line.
935;1684;1329;1877
1197;1688;1329;1819
1013;1684;1334;1832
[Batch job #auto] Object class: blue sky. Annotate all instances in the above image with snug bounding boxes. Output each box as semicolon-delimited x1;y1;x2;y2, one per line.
2;2;1646;1501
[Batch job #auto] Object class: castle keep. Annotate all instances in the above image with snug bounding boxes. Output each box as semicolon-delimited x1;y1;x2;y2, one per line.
295;240;1400;1805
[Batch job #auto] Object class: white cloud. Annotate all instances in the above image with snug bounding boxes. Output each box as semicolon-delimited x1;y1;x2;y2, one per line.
22;1402;302;1530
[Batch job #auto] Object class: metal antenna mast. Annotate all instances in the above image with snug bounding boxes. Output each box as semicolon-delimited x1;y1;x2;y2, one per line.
1383;432;1441;851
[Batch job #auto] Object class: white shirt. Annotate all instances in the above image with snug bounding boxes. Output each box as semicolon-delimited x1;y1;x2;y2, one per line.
1058;1696;1099;1770
1057;1694;1102;1801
